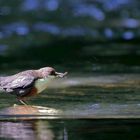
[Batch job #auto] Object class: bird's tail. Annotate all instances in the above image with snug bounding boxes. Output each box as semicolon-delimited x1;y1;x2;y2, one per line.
0;77;5;92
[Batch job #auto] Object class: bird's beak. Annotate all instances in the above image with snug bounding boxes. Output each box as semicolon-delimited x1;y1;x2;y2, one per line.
55;72;68;78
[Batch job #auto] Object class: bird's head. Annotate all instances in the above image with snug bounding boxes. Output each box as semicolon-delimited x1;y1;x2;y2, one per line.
37;67;67;78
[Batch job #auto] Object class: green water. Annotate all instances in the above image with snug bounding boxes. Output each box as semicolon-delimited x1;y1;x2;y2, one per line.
0;43;140;139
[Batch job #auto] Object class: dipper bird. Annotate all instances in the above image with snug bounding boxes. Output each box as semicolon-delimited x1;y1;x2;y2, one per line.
0;67;67;105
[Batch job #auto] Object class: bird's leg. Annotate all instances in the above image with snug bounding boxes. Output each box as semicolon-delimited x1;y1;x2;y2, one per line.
19;99;28;106
17;97;28;106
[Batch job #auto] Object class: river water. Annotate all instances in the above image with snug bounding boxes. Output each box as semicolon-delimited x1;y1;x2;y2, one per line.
0;42;140;139
0;72;140;139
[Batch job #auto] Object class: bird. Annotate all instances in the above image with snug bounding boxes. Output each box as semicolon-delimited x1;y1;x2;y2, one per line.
0;67;67;105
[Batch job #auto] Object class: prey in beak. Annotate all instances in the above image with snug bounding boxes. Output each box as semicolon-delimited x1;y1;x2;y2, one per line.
55;72;68;78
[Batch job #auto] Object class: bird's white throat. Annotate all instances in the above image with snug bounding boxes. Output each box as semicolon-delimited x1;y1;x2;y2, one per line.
35;77;55;93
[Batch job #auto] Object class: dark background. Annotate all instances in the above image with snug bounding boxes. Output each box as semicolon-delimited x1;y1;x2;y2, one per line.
0;0;140;74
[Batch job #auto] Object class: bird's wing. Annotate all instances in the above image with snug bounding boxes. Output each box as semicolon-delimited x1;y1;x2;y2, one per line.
2;76;35;92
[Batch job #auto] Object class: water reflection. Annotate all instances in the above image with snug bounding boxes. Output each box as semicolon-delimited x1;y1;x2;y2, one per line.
3;22;29;36
0;121;37;139
0;119;140;140
0;120;54;140
33;22;60;34
0;120;68;140
62;26;86;36
122;18;139;28
21;0;39;11
0;0;140;47
44;0;59;11
21;0;59;11
104;28;113;38
122;31;134;40
74;4;105;21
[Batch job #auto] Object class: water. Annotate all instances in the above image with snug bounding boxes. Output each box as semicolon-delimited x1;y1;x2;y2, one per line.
0;42;140;139
0;72;140;139
0;74;140;118
0;119;140;140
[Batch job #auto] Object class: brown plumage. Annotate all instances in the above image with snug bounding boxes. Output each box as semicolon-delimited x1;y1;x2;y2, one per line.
0;67;67;105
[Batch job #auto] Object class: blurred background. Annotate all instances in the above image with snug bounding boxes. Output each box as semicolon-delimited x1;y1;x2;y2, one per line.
0;1;140;139
0;0;140;75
